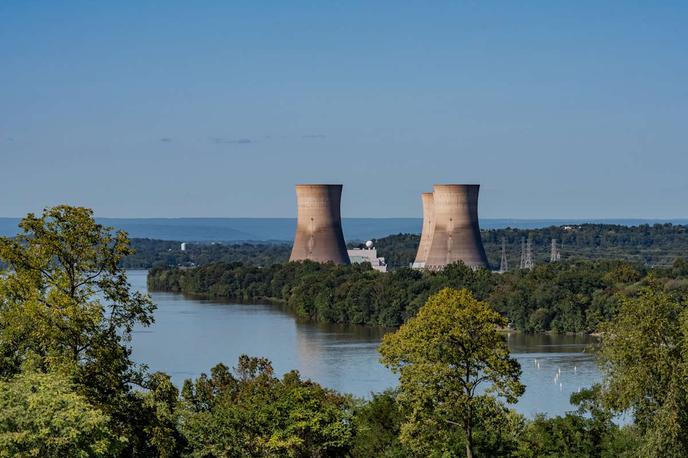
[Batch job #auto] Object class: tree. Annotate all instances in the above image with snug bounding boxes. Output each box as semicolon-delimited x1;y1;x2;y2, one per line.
598;283;688;457
179;356;353;457
0;205;156;453
513;388;640;458
350;390;408;457
0;370;122;457
140;372;184;458
379;288;524;457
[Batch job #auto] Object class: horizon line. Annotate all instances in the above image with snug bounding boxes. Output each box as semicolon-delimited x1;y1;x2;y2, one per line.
1;216;688;221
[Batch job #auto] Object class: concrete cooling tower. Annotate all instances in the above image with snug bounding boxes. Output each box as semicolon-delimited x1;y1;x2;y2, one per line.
424;184;489;270
289;184;350;264
413;192;435;268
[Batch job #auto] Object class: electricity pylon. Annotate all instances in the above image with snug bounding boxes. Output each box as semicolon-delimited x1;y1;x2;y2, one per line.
499;237;509;273
522;236;534;270
550;238;561;263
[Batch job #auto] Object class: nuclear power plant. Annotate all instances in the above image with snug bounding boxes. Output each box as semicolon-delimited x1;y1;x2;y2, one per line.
420;184;489;270
289;184;350;264
288;182;488;271
412;192;435;269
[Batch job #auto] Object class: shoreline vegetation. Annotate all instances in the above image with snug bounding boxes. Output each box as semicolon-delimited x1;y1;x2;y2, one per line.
145;283;599;337
147;257;688;334
137;223;688;333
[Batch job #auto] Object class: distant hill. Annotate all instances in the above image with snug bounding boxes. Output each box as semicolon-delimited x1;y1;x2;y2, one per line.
372;224;688;269
2;217;688;242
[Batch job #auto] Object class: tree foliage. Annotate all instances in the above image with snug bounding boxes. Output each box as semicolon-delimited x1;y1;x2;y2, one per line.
0;206;159;455
149;257;688;333
0;205;155;385
148;260;495;328
179;356;353;457
373;224;688;269
0;370;122;457
122;239;291;269
599;283;688;457
350;390;408;457
379;288;524;457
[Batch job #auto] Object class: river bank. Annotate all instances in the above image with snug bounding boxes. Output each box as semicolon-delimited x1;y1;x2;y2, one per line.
131;270;602;417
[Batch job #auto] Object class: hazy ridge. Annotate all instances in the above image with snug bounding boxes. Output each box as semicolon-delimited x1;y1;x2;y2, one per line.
2;217;687;242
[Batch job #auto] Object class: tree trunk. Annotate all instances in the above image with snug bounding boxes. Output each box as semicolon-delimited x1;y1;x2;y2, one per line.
466;425;473;458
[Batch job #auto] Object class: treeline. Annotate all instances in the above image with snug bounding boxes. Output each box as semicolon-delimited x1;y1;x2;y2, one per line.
148;258;688;333
372;223;688;269
122;238;291;268
125;223;688;271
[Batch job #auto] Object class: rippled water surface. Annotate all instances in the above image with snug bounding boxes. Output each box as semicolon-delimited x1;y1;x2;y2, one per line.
129;270;601;418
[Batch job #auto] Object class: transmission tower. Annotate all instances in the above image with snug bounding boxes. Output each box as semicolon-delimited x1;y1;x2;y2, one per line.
519;237;526;269
499;237;509;273
550;238;561;263
523;236;534;270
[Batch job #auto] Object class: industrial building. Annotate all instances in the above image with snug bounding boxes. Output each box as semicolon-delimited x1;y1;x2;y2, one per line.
288;182;488;271
419;184;489;270
348;241;388;272
289;184;350;264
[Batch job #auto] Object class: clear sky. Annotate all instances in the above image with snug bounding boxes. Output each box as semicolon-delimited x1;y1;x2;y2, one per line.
1;1;686;218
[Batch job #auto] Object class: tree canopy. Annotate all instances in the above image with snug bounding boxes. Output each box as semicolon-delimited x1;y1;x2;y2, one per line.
0;370;120;458
0;206;159;455
599;283;688;457
379;288;524;457
179;356;353;457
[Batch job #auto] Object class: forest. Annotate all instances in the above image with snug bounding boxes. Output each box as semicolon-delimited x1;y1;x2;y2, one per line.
371;223;688;269
148;257;688;333
122;239;291;268
126;223;688;271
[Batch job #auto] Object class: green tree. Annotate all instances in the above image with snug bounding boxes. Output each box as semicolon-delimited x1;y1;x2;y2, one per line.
0;205;157;453
140;372;184;457
599;283;688;457
179;356;353;457
350;390;409;457
379;288;524;457
0;370;122;457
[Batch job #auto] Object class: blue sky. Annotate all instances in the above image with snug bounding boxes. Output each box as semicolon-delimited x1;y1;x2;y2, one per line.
1;1;686;218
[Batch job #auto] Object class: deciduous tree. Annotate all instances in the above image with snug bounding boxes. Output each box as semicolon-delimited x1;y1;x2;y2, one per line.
0;370;122;457
379;288;524;457
0;205;157;454
599;283;688;457
179;355;353;457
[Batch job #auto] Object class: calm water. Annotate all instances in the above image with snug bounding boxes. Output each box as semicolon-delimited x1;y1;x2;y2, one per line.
129;270;602;418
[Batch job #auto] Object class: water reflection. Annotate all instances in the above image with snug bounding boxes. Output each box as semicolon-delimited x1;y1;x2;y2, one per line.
506;333;600;418
128;270;602;418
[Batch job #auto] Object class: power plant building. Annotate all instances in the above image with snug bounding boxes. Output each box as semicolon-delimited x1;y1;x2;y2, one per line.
289;184;350;265
418;184;489;270
348;241;388;272
412;192;435;269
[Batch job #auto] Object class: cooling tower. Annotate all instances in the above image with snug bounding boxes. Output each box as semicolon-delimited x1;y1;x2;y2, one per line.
413;192;435;268
424;184;489;270
289;184;350;264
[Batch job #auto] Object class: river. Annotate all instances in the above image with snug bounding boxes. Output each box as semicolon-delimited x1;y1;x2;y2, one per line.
129;270;602;418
